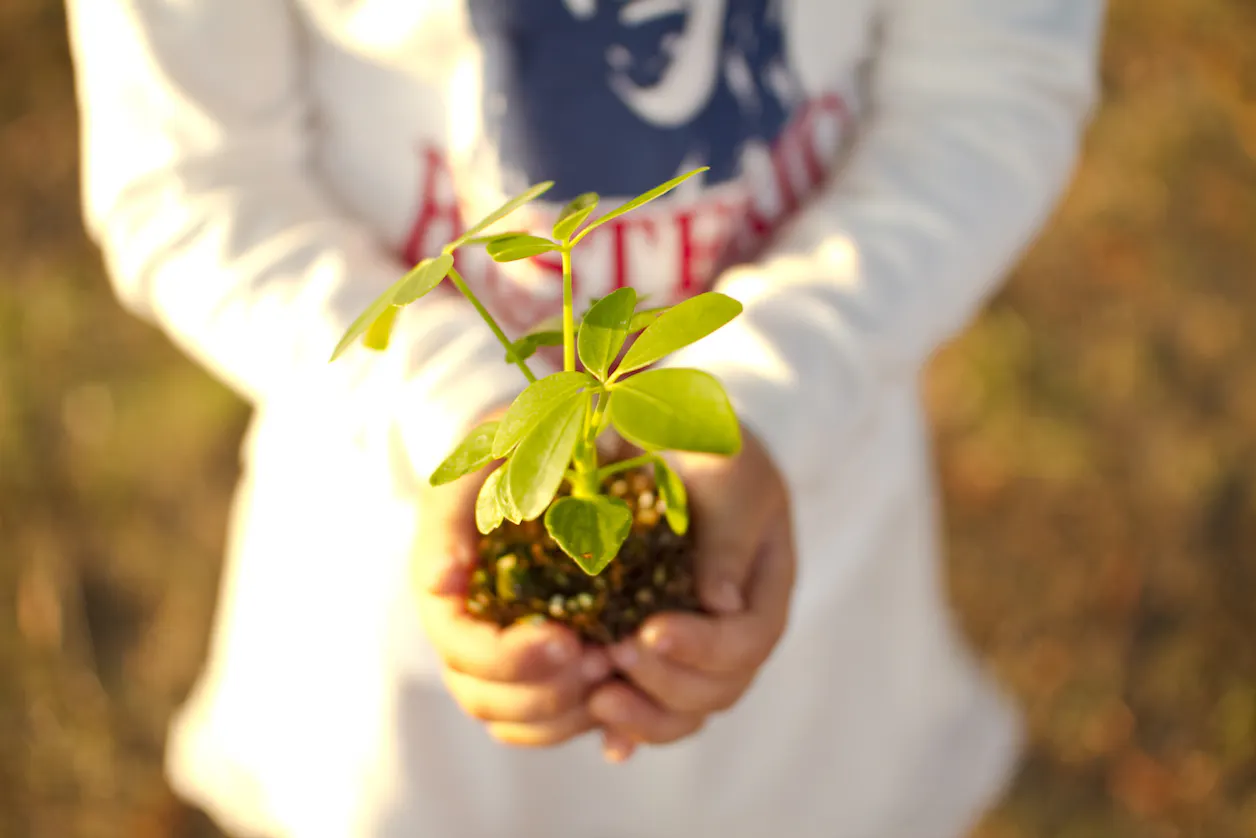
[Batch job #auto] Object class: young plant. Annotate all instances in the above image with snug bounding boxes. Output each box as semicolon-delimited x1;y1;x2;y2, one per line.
330;168;742;575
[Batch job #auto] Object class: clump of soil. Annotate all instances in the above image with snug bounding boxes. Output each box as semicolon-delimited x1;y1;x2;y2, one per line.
468;467;700;644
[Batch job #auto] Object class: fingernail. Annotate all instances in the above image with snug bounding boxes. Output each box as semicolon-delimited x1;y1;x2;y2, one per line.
641;624;673;655
581;653;610;681
604;734;634;764
546;639;574;665
707;579;743;614
610;643;638;670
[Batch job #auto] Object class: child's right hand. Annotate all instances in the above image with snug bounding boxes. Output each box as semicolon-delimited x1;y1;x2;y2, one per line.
412;425;613;748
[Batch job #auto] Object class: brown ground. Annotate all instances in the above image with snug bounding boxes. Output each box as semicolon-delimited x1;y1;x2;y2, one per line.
3;1;1255;836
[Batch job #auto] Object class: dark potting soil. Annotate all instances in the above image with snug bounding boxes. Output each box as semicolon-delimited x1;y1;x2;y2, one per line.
468;468;700;644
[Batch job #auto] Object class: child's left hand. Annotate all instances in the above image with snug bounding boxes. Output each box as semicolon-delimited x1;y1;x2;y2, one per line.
586;427;797;762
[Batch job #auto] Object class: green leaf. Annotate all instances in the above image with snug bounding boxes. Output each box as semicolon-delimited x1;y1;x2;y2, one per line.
329;254;457;362
493;371;592;458
362;305;400;351
576;167;708;242
503;313;567;362
653;457;689;536
505;330;564;363
608;368;741;455
577;288;637;381
544;495;633;575
628;306;668;334
497;458;524;524
552;192;599;242
458;231;527;247
446;182;555;251
330;284;402;362
476;465;506;534
486;233;560;263
507;394;586;520
394;254;454;305
615;292;742;376
429;420;501;486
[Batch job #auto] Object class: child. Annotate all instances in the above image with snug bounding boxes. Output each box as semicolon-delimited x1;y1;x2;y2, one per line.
66;1;1103;836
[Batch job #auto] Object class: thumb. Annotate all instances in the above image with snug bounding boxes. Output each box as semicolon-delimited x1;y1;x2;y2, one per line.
673;453;763;616
415;481;481;597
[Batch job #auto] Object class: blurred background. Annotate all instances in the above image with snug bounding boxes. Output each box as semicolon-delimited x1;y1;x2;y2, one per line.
2;1;1254;836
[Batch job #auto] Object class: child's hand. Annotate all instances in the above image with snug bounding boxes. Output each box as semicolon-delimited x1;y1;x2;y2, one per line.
413;412;613;748
588;428;796;762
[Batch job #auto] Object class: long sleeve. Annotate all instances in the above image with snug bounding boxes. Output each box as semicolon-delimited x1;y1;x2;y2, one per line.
663;0;1104;495
66;0;524;490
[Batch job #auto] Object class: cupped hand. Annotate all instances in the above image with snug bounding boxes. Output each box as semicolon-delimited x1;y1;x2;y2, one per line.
589;426;797;762
413;409;613;748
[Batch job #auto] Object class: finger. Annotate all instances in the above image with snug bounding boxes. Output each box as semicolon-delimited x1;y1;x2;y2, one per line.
636;518;794;675
412;492;484;597
608;640;739;715
444;665;594;723
588;682;705;745
601;729;637;764
673;455;764;615
414;551;475;598
487;705;597;748
419;597;583;682
747;512;797;622
634;611;761;677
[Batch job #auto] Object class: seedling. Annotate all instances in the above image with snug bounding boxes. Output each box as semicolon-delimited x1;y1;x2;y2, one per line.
330;168;741;587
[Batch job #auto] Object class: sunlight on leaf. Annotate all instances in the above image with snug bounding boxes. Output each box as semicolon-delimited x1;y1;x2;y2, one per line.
458;231;527;247
507;393;586;520
446;182;555;251
493;371;592;458
578;288;637;381
476;465;506;534
575;167;708;242
394;254;454;305
330;254;457;361
330;284;401;362
497;458;524;524
608;368;741;455
362;305;400;351
653;457;689;536
430;420;501;486
615;292;742;377
628;306;668;334
486;233;560;263
553;192;599;242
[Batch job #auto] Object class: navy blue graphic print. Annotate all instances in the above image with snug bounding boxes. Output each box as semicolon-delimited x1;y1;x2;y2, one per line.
467;0;799;202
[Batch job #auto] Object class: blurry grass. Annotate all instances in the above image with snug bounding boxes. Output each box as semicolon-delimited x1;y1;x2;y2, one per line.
2;1;1256;837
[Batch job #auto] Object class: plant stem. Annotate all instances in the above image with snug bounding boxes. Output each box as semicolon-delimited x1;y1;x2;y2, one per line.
569;393;602;498
561;248;575;372
596;454;656;481
446;267;536;384
594;403;613;439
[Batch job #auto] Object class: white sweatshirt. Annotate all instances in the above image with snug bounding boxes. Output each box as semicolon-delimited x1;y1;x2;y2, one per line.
66;2;1102;837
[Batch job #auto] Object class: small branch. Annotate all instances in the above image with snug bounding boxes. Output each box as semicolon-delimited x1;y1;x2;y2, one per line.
447;267;536;384
561;248;575;372
596;454;657;481
594;404;613;439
